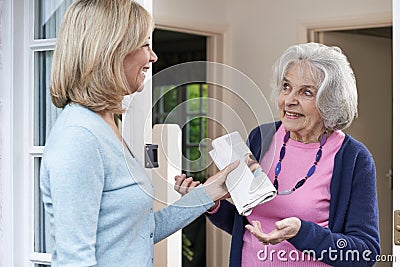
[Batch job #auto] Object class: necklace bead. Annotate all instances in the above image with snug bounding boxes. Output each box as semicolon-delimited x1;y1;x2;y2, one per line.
273;130;328;195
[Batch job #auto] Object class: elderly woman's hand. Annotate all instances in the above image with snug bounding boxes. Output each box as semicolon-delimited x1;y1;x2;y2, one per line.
174;174;201;195
245;217;301;245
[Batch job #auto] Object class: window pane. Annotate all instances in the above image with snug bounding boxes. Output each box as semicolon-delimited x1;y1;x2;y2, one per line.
188;147;200;161
34;51;62;146
35;0;74;39
201;117;207;139
163;87;178;113
34;157;54;254
188;117;201;143
152;85;178;124
201;84;208;112
187;84;200;112
186;147;207;182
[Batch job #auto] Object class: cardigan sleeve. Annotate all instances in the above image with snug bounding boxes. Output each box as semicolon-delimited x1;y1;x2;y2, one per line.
153;185;214;243
206;200;238;235
289;140;380;267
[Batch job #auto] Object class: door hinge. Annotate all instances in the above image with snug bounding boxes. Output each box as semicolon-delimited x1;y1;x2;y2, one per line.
395;210;400;245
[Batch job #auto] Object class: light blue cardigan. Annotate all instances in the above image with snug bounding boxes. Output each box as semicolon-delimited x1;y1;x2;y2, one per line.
40;103;214;267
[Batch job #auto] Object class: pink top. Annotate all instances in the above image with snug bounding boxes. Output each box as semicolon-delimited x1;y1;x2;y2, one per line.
241;125;345;266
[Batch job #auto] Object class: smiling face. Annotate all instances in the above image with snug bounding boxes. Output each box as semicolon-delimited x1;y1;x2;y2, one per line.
278;62;325;143
123;41;158;94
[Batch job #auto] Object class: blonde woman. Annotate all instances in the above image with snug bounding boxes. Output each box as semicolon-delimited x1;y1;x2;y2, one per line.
40;1;238;266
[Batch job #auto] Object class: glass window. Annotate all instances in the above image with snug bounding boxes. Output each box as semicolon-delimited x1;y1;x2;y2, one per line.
34;50;62;146
34;0;74;39
31;1;75;265
153;83;208;182
34;157;53;254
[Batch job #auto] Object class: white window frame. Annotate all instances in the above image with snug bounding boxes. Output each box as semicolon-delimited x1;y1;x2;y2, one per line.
1;0;35;266
0;0;15;265
28;0;57;264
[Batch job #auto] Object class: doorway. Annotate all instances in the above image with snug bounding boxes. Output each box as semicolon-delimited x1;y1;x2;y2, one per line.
312;27;393;266
152;29;208;267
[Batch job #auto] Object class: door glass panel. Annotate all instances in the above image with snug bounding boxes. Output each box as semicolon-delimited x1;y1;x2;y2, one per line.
34;0;75;39
34;50;62;146
34;157;54;254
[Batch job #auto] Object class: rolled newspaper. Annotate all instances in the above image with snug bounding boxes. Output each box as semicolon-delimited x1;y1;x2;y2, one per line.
209;132;277;216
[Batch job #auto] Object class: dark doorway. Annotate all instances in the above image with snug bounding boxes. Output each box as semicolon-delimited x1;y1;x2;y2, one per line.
152;29;208;267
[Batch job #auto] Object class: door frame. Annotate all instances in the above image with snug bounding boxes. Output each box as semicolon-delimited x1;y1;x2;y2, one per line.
392;0;400;265
0;0;15;266
298;13;392;43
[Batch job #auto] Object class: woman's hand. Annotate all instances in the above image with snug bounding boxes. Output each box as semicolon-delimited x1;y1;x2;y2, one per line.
245;217;301;245
174;174;201;195
174;160;238;201
202;160;239;201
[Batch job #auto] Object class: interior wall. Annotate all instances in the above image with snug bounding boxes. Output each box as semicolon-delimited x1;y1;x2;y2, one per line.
154;0;391;131
153;0;228;31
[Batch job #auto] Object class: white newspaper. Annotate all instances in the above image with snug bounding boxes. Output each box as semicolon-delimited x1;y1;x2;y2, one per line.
209;132;277;216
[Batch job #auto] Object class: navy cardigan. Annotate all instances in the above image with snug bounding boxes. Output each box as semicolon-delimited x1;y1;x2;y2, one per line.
207;122;380;266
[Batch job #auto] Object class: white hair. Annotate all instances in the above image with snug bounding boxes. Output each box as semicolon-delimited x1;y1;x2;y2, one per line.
270;42;358;130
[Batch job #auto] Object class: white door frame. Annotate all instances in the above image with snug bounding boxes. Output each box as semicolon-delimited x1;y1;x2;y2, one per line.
0;0;15;266
0;0;29;266
392;0;400;265
299;13;392;43
123;0;154;163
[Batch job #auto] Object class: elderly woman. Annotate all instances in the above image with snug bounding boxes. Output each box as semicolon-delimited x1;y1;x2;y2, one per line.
40;1;238;266
204;43;380;266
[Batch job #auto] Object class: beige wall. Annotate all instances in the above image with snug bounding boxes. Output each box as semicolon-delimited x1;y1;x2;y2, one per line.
153;0;229;32
154;0;391;130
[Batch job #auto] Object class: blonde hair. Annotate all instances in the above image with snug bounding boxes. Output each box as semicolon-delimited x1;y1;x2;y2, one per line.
50;0;153;113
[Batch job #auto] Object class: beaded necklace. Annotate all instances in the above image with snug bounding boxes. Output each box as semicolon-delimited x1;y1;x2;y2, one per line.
273;130;328;195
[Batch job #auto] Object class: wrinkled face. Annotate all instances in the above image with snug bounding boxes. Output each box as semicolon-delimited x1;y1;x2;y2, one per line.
123;40;158;94
278;63;325;140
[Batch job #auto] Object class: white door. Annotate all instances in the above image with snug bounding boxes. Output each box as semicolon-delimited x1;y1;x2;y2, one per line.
0;0;156;266
393;0;400;265
123;0;153;162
